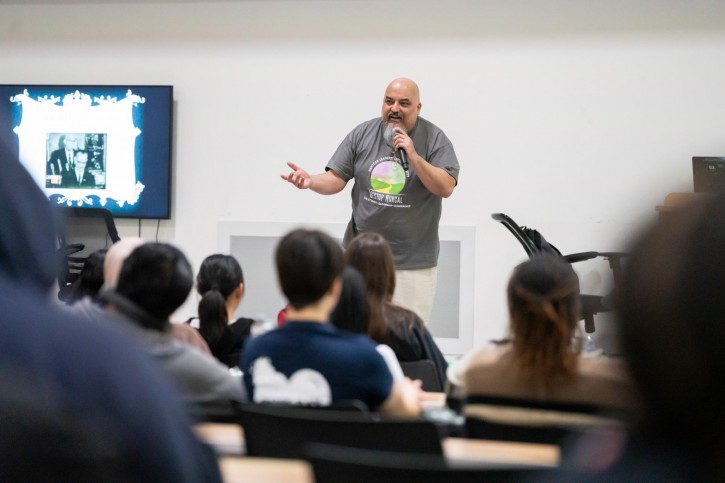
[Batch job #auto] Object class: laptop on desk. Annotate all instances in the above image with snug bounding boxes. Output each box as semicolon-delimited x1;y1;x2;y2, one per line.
693;157;725;192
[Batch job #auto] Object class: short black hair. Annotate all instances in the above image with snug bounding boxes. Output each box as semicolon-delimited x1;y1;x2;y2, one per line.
116;243;193;322
275;229;343;310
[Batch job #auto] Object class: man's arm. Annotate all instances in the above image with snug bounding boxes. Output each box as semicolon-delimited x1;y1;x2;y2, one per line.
280;162;347;195
393;128;456;198
409;154;456;198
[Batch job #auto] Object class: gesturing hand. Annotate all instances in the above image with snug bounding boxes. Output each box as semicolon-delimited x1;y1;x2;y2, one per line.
280;162;312;190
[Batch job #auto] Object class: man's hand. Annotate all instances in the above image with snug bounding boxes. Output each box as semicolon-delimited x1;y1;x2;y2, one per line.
280;163;347;195
392;127;417;159
280;161;312;190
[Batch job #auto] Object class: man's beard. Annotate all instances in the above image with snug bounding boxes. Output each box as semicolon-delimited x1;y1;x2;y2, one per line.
383;120;406;147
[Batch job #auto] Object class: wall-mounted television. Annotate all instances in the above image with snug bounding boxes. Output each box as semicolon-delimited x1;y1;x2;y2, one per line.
0;84;173;219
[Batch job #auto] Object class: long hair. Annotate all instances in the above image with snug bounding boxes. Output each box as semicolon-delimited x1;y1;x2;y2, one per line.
344;232;417;343
507;254;581;384
329;266;370;334
196;254;243;347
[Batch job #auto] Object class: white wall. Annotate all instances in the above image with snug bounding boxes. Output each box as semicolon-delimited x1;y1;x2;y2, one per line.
2;0;725;353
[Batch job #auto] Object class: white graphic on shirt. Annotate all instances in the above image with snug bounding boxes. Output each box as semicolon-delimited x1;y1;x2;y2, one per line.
251;357;332;405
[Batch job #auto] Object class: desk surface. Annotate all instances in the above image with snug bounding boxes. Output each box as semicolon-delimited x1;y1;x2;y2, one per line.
195;422;560;468
219;456;313;483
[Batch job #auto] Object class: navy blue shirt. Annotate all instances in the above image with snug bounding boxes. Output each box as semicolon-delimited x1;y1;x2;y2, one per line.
242;322;393;409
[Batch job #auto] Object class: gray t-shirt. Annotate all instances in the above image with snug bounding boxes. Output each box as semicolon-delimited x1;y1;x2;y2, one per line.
327;117;460;269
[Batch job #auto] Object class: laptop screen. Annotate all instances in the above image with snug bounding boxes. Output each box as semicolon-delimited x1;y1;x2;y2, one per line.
693;157;725;192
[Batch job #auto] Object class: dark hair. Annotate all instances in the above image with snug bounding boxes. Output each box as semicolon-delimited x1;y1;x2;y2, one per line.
616;194;725;475
344;231;417;342
66;248;108;305
275;229;343;310
507;254;581;384
196;254;244;346
329;266;370;334
116;243;193;327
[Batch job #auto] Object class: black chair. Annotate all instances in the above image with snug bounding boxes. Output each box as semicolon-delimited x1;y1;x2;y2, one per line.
234;402;443;459
491;213;627;336
400;360;444;392
305;442;554;483
463;394;626;458
55;206;120;300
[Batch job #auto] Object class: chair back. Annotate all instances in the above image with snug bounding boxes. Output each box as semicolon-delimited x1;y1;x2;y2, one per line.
464;394;625;448
306;442;553;483
491;213;539;257
235;402;443;459
400;360;443;392
55;206;120;300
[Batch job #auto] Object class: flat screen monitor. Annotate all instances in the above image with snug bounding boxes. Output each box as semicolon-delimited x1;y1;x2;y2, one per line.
693;156;725;193
0;84;173;219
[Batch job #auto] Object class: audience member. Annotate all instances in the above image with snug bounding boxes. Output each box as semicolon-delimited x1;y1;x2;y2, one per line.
0;140;221;482
64;247;107;312
567;194;725;480
330;266;405;381
345;231;448;389
103;238;213;355
242;228;422;415
448;254;634;410
101;242;245;406
190;254;254;368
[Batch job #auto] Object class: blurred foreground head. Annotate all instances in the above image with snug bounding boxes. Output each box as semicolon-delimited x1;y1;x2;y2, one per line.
617;193;725;474
0;141;57;292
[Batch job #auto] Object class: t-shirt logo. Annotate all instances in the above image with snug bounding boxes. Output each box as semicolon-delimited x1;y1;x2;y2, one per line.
370;160;406;195
251;357;332;405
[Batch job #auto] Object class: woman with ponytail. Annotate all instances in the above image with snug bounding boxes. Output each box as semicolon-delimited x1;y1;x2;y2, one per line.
191;254;253;368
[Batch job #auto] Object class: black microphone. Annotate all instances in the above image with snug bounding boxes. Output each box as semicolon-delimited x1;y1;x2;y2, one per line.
397;146;409;174
384;124;409;177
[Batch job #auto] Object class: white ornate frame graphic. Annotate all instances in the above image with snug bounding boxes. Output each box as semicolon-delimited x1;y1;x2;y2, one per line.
11;88;145;208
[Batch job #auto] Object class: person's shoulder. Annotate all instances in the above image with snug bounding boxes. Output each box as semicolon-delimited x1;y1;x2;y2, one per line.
464;342;511;371
348;117;382;136
578;353;633;383
230;317;254;333
356;117;382;129
419;117;453;140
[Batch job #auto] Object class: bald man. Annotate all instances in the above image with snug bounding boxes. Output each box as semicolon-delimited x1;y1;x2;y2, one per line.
282;78;460;324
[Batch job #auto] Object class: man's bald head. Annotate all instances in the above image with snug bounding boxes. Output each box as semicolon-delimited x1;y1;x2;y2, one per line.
103;237;145;287
382;78;422;133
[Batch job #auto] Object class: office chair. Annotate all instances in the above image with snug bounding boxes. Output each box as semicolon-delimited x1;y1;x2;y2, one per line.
400;360;444;392
55;206;121;301
234;402;443;459
491;213;626;342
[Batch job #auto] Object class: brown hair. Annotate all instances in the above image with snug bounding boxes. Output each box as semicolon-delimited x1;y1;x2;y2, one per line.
507;254;581;385
344;232;417;342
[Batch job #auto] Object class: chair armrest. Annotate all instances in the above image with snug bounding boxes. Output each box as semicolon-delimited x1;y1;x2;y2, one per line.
60;243;85;256
562;251;600;263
